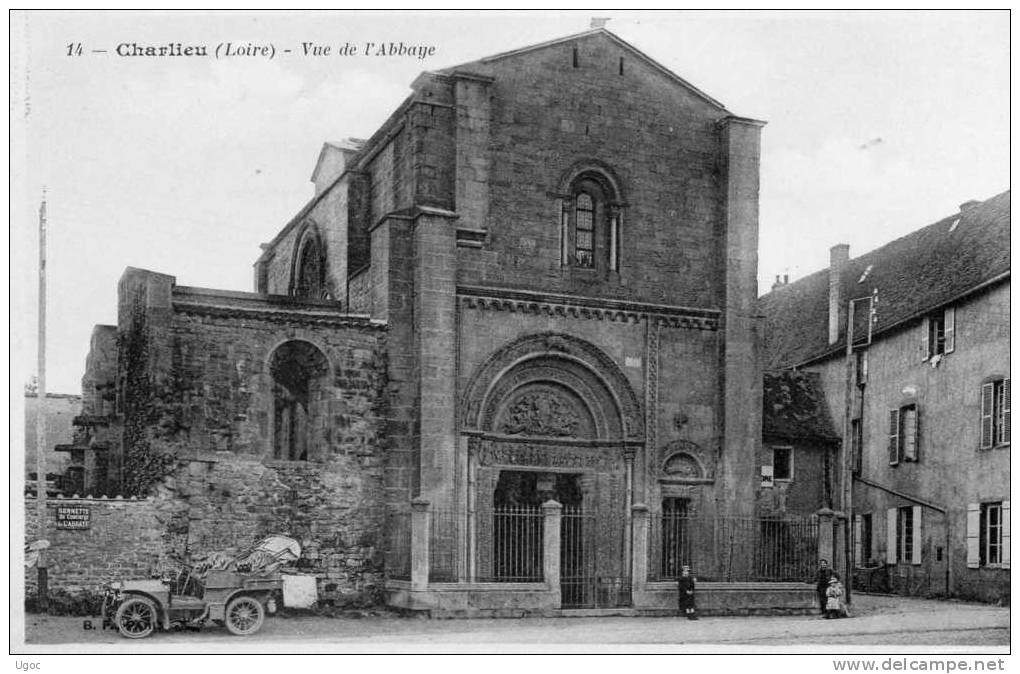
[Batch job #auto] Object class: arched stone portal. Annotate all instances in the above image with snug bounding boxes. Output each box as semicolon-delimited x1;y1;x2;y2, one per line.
461;333;643;606
268;340;329;461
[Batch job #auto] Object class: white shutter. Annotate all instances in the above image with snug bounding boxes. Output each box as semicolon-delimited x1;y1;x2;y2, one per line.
911;505;922;565
1000;379;1010;445
920;316;930;361
888;409;900;465
1002;501;1010;569
944;307;955;353
887;508;898;564
981;383;995;449
966;503;981;568
854;515;863;566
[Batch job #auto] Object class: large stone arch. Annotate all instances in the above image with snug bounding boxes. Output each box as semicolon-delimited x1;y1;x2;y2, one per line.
461;332;643;441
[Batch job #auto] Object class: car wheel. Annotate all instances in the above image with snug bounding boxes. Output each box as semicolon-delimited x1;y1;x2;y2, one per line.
224;595;265;636
114;596;157;639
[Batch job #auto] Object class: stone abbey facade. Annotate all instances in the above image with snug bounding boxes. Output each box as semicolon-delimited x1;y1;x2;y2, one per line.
58;29;794;615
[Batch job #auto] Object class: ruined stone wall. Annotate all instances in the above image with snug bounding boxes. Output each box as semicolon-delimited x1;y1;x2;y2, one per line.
109;272;390;602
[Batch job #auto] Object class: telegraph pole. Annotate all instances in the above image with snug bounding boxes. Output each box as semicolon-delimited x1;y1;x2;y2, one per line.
36;188;49;610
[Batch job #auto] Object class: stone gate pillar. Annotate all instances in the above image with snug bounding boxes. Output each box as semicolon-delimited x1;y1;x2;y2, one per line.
543;500;562;601
411;497;431;591
816;507;835;566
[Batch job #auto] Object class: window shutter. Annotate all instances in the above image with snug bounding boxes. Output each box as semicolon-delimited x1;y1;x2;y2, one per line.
981;382;995;449
920;316;930;361
911;407;920;462
854;515;863;567
1002;501;1010;569
966;503;981;568
1000;379;1010;445
887;508;898;565
888;409;900;465
943;307;955;353
911;506;922;564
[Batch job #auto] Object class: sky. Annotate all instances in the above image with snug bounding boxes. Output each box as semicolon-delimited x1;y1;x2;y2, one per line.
10;10;1010;394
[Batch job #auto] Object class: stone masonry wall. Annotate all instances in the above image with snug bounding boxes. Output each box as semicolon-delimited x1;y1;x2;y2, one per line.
25;496;162;593
451;31;728;307
111;274;390;603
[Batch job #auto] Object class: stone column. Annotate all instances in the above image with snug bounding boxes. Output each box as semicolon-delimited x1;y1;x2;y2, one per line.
411;497;431;591
631;503;649;593
542;500;562;598
816;507;836;566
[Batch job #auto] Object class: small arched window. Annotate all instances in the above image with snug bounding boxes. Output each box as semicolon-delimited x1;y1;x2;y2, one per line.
574;193;595;268
560;172;621;273
290;223;330;300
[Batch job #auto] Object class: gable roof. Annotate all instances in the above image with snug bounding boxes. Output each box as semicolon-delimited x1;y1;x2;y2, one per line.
762;370;840;442
435;28;730;112
759;190;1010;369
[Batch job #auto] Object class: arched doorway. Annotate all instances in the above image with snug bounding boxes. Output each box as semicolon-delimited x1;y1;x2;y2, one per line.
461;333;643;607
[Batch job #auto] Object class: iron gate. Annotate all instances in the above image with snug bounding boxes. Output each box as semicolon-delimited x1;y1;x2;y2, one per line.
560;507;631;609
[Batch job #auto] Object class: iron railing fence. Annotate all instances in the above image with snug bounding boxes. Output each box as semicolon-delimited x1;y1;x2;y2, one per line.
561;506;631;608
652;515;820;582
385;510;412;581
474;505;544;583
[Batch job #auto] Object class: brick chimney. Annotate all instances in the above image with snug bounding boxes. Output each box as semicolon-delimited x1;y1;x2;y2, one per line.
771;274;789;291
829;244;850;344
959;200;980;212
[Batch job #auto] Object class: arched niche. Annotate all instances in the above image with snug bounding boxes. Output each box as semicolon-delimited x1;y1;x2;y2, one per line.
268;340;330;461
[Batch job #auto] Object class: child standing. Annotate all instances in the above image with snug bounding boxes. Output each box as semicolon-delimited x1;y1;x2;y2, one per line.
825;577;843;619
677;565;697;620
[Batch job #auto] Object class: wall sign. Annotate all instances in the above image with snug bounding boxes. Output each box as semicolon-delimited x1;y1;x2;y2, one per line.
760;465;774;488
56;505;91;530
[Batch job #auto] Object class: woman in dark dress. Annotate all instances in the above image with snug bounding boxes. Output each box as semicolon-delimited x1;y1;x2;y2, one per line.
677;565;697;620
814;559;835;616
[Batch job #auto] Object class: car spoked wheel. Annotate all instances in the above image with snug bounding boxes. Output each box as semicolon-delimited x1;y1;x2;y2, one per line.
224;596;265;636
115;597;157;639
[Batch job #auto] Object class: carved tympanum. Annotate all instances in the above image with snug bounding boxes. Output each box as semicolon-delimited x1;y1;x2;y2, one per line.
499;391;581;437
662;452;703;479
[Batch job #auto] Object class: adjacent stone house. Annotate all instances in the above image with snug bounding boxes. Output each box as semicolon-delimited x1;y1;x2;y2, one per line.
759;191;1010;602
759;370;840;518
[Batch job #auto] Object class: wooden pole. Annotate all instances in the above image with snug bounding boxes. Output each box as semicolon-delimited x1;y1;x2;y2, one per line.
36;188;49;611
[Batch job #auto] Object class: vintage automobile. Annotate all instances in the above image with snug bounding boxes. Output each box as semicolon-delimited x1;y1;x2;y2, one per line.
102;536;300;638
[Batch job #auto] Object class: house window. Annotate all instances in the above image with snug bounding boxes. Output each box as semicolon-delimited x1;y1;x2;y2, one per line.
980;503;1003;566
888;404;919;465
968;501;1009;568
981;378;1010;449
921;307;955;360
896;506;914;563
772;446;793;481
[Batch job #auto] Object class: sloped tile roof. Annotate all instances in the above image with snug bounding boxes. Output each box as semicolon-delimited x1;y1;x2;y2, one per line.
763;370;840;441
760;190;1010;369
